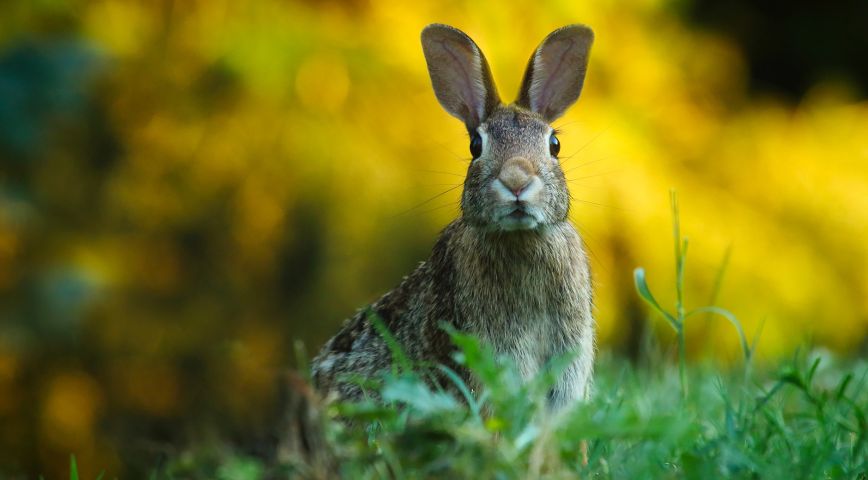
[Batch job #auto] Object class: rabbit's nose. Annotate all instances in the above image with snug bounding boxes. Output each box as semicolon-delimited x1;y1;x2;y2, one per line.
498;157;537;196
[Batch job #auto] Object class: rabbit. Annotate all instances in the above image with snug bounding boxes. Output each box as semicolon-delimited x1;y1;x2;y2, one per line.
312;23;596;411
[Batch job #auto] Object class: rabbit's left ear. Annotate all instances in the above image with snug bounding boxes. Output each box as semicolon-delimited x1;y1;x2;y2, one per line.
516;25;594;122
421;24;501;131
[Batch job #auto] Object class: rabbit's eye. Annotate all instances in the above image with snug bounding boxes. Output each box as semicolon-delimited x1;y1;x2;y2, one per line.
549;134;560;157
470;132;483;159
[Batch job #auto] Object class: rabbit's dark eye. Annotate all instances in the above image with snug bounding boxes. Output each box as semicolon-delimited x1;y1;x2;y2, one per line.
470;132;483;159
549;134;560;158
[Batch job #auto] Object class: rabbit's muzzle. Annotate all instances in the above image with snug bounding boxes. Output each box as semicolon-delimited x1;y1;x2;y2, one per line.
491;156;545;231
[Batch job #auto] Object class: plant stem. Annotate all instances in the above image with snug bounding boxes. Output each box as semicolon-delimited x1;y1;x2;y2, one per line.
671;190;688;398
677;325;687;399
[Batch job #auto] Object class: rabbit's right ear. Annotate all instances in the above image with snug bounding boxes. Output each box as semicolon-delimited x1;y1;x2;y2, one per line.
516;25;594;122
421;24;501;131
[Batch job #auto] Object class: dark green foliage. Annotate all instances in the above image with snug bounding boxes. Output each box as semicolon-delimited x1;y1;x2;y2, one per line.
334;341;865;479
144;337;866;479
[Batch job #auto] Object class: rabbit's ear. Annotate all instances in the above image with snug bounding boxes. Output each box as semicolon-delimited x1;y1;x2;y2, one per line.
516;25;594;122
421;24;501;131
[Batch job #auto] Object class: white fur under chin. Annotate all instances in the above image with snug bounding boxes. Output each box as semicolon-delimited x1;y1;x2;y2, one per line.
490;177;545;231
497;213;541;231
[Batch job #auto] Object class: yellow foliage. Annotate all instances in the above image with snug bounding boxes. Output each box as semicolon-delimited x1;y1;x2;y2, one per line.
0;0;866;476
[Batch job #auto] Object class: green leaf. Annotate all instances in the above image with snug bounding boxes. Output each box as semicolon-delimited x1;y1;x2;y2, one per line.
687;306;751;363
334;402;399;422
806;356;822;384
70;455;78;480
532;348;579;396
381;376;460;415
706;245;733;315
437;364;483;423
633;268;678;330
514;423;540;451
835;373;853;401
444;325;502;386
216;455;264;480
369;308;413;373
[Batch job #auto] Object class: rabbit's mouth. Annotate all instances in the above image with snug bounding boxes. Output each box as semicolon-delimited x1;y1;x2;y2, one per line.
495;206;541;231
508;209;528;219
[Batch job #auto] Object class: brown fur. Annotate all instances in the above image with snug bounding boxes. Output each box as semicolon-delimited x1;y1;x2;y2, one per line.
312;24;596;410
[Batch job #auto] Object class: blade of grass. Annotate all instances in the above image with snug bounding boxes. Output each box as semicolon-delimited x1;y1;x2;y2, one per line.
70;455;78;480
368;308;413;374
436;364;483;423
633;268;678;329
687;306;751;363
705;245;732;317
671;190;685;325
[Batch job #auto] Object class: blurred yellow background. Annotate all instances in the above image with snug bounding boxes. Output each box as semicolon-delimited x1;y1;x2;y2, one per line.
0;0;866;477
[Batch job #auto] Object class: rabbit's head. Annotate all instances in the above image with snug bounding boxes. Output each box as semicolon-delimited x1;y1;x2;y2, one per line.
421;24;593;232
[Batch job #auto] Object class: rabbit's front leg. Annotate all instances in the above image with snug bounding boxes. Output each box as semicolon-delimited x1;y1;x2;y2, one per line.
547;334;595;410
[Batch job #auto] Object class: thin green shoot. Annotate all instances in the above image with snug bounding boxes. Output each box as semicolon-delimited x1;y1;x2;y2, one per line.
634;190;752;398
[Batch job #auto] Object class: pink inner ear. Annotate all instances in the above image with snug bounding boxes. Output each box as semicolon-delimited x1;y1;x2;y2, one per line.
523;30;591;122
435;39;485;126
531;38;577;114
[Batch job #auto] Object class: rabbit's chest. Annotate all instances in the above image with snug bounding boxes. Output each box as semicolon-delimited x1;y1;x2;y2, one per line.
457;263;587;380
487;311;561;380
452;222;593;379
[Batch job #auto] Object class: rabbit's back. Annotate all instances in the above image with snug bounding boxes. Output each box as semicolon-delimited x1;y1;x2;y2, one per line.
311;222;462;400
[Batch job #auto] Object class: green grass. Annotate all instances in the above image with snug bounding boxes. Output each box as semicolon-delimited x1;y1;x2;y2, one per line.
153;341;866;479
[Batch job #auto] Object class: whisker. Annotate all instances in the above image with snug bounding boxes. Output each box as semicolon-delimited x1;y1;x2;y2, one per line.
426;139;467;163
414;169;466;178
567;184;607;190
414;201;461;217
558;126;612;165
562;156;613;175
392;184;463;218
567;169;622;183
552;120;579;131
570;198;629;211
572;222;607;274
